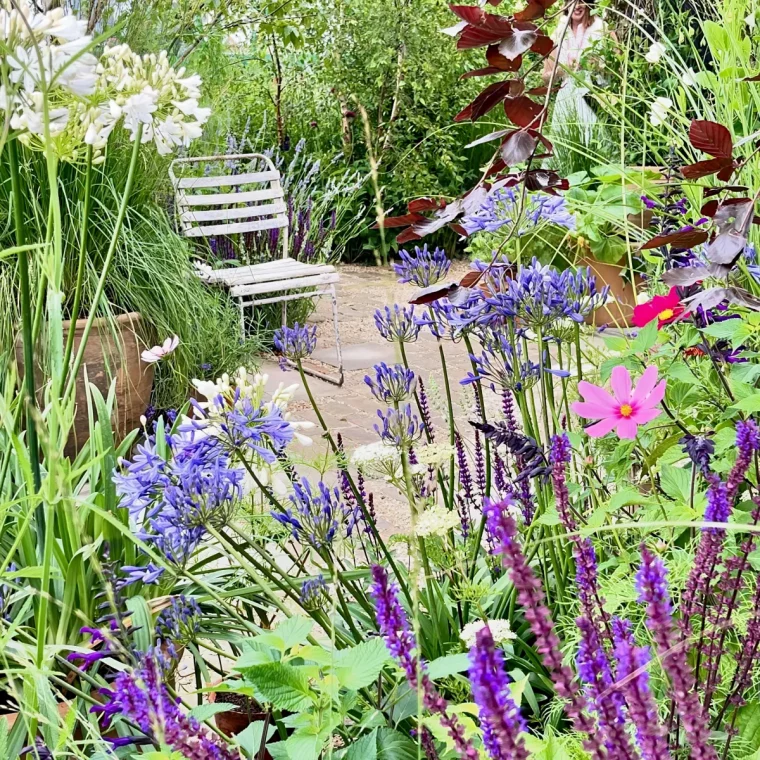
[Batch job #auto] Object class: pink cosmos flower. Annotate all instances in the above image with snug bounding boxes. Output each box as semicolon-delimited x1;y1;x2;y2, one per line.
141;335;179;364
571;365;666;439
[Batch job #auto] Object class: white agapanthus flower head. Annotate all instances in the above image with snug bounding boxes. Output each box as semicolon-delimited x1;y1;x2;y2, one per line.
460;619;517;649
414;504;461;538
0;3;209;160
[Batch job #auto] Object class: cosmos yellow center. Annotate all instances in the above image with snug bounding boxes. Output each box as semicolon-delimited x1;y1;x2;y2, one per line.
658;308;674;321
619;404;633;418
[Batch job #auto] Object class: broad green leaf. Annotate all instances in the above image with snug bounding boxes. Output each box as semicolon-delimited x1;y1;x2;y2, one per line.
241;662;314;712
702;319;745;343
631;320;659;353
659;464;693;504
537;505;561;526
736;703;760;751
345;731;378;760
427;652;470;680
376;727;421;760
235;721;276;755
334;638;390;691
275;616;315;650
731;393;760;413
284;731;322;760
509;675;529;706
188;702;235;722
234;649;277;669
126;596;153;654
609;487;651;511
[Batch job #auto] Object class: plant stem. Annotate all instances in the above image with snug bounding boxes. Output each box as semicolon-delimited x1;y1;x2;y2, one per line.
63;126;143;404
62;145;94;383
9;139;42;496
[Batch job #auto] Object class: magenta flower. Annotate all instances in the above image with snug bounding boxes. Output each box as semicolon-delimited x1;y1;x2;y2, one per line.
571;365;666;440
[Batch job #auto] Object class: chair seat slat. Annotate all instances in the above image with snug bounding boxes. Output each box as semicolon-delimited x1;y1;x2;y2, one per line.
180;188;284;207
206;263;335;286
229;272;340;297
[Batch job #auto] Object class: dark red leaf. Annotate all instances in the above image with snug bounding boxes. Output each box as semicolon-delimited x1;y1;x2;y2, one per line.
486;159;507;177
409;282;459;305
743;73;760;81
396;228;422;244
497;29;537;59
705;231;746;264
530;33;554;56
500;129;537;165
717;163;736;182
460;270;483;288
449;5;488;24
514;3;545;20
374;212;427;229
457;25;510;49
640;228;709;250
681;157;734;180
504;96;544;128
689;120;733;159
455;81;514;122
449;223;468;237
461;66;509;79
700;199;719;217
714;198;754;234
662;264;708;287
704;185;748;197
408;197;445;212
523;170;567;192
486;46;522;70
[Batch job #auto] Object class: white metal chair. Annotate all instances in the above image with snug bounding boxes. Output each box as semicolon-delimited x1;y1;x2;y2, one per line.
170;153;344;386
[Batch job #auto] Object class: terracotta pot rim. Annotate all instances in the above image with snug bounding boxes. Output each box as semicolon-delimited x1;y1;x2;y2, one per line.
61;311;142;331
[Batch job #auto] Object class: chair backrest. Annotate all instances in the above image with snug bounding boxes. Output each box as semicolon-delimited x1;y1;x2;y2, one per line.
169;153;289;258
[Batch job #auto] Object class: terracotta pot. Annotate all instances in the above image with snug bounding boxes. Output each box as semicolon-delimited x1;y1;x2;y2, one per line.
15;312;153;456
208;686;273;758
581;258;641;328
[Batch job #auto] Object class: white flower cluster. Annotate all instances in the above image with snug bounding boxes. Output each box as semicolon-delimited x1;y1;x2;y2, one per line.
0;0;209;160
459;619;517;649
414;504;460;538
192;368;314;498
350;441;402;481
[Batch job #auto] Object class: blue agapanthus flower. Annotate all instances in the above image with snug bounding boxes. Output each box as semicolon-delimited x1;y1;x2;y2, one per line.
393;244;450;287
274;323;317;361
114;432;244;584
461;187;576;236
374;404;425;447
374;304;420;343
272;478;345;551
462;333;541;393
364;363;417;404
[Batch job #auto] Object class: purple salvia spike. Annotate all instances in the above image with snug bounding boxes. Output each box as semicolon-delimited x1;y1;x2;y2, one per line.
612;618;671;760
576;616;640;759
418;377;434;439
370;566;480;760
493;452;506;494
469;626;529;760
636;547;718;760
502;390;518;434
475;430;486;498
484;500;607;759
549;433;576;532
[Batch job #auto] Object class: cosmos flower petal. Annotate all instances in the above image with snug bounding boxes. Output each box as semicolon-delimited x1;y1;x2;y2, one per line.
616;418;640;439
610;365;633;404
632;367;661;405
577;381;618;411
585;417;619;438
571;401;616;420
631;407;662;425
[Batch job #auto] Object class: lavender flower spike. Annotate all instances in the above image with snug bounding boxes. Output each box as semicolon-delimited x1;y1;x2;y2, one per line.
370;565;479;760
469;626;529;760
612;618;671;760
484;499;607;760
636;547;718;760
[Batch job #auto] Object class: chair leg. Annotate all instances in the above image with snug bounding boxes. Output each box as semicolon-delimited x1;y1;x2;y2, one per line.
329;284;344;387
282;299;287;329
238;298;246;342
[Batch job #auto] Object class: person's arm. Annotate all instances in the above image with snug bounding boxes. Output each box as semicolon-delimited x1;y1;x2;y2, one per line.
542;45;565;83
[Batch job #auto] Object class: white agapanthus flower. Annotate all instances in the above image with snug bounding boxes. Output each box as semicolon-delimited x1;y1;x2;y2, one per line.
414;505;460;538
649;97;673;127
0;2;209;160
460;619;517;649
645;41;666;64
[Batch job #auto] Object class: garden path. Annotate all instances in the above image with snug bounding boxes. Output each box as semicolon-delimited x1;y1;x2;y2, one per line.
261;262;510;535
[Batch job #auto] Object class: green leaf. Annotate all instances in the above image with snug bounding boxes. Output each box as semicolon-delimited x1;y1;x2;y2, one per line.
275;616;314;651
609;487;651;511
334;638;390;691
284;731;322;760
240;662;314;712
731;393;760;413
126;596;153;654
702;320;745;342
235;721;276;755
736;703;760;751
345;731;378;760
376;727;421;760
631;320;659;353
659;464;693;504
188;702;235;722
427;652;470;680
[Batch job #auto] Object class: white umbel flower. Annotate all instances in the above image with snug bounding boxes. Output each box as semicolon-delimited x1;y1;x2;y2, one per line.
414;505;460;538
460;619;517;649
351;442;401;480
